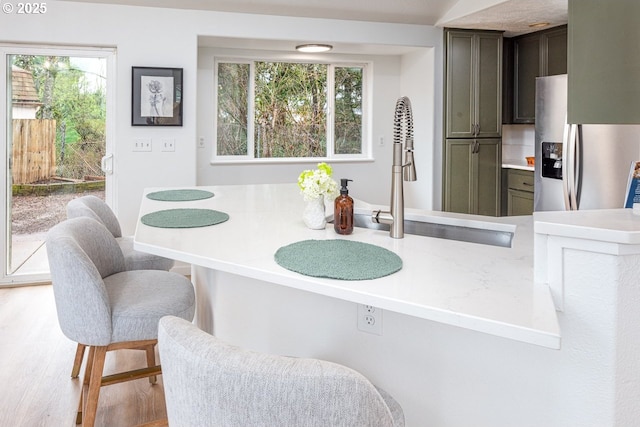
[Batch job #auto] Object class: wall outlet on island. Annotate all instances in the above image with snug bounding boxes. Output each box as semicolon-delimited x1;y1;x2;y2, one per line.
357;304;382;335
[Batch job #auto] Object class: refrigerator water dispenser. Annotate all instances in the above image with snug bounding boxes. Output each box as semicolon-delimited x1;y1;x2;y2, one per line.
541;142;563;180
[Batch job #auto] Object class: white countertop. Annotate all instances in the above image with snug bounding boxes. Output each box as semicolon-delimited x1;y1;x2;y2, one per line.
134;184;560;349
502;159;534;171
535;208;640;244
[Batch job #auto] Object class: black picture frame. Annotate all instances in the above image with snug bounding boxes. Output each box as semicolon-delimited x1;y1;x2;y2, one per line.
131;66;183;126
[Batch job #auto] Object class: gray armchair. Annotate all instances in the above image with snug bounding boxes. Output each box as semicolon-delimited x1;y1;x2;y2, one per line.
66;194;175;378
158;316;405;427
46;217;195;427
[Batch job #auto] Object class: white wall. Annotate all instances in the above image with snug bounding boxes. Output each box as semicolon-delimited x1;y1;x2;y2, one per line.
401;46;442;210
502;124;535;162
196;47;440;207
0;2;443;234
1;2;199;234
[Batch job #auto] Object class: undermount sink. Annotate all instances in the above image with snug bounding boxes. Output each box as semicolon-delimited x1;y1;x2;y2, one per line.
332;213;514;248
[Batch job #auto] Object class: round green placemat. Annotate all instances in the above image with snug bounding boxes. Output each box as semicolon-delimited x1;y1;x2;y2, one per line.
141;208;229;228
146;189;214;202
274;239;402;280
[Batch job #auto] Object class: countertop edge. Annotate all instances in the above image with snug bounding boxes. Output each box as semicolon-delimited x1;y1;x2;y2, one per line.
502;163;535;171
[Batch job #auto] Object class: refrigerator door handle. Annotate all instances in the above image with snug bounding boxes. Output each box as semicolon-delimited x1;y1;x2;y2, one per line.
561;121;571;210
573;125;582;210
568;124;579;210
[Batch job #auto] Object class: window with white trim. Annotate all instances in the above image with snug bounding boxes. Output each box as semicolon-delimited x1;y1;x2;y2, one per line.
214;59;368;161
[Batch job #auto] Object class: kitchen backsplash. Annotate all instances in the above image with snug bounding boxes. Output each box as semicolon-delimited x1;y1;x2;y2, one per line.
502;124;534;163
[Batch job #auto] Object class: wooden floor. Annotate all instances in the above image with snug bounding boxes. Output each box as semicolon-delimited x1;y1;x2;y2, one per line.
0;284;168;427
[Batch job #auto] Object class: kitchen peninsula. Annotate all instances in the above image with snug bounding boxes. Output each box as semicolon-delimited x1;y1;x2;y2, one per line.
135;183;640;427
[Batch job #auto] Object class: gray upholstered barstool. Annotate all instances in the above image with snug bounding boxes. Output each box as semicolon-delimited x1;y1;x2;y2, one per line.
66;195;175;378
66;195;174;271
158;316;405;427
46;217;195;427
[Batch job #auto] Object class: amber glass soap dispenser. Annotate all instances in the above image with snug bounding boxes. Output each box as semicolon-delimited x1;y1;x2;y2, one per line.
334;178;354;235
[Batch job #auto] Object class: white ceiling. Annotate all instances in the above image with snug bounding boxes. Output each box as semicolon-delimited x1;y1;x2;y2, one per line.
60;0;568;37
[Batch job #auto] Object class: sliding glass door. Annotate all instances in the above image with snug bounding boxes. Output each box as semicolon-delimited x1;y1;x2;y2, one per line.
1;45;115;285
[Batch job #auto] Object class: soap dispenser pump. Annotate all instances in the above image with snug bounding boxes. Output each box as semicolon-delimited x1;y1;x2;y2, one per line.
334;179;354;235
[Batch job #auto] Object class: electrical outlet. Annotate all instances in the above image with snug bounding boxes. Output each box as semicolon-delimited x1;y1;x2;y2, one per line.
198;137;205;148
357;304;382;335
133;138;151;152
378;135;384;146
161;138;175;152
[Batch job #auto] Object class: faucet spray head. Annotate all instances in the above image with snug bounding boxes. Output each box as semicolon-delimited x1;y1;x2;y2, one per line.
403;137;417;181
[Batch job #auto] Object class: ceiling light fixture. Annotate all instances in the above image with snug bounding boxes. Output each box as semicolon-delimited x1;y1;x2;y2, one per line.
528;22;550;29
295;44;333;53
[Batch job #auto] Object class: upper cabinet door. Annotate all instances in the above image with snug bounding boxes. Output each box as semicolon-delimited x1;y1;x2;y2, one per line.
445;29;502;139
568;0;640;124
446;31;474;138
476;33;503;138
511;25;567;124
545;28;568;76
513;34;541;123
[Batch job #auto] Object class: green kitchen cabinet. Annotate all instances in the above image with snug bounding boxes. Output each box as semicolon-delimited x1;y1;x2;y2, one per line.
444;138;501;216
512;25;567;123
445;29;502;139
506;169;535;215
568;0;640;124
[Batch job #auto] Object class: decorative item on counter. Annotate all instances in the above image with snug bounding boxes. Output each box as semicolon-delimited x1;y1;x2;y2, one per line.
298;162;339;229
526;156;535;166
146;189;214;201
141;208;229;228
274;239;402;280
334;179;354;235
624;160;640;209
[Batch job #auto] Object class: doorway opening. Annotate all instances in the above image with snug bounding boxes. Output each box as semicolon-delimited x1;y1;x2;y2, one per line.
3;47;114;285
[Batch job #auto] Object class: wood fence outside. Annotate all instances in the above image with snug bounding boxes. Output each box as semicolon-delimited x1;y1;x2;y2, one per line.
12;119;56;185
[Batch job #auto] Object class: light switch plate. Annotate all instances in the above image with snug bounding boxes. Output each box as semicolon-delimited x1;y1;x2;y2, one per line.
161;138;175;152
133;138;152;152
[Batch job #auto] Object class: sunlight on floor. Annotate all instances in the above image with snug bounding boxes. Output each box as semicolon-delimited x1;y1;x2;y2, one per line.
11;238;49;276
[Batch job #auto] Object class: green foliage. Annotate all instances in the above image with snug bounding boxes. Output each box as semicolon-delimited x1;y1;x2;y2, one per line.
217;63;249;156
254;62;327;158
334;67;363;154
217;61;363;158
12;55;106;179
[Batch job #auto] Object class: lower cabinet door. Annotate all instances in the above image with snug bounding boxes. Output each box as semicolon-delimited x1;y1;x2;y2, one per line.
444;139;474;214
475;139;501;216
507;188;534;215
444;138;501;216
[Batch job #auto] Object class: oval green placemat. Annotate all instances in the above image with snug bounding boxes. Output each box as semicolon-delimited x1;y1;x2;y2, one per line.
141;208;229;228
274;239;402;280
146;189;214;202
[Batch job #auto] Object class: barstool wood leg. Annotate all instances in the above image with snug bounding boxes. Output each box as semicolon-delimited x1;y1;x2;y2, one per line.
76;345;95;424
71;343;86;379
145;344;157;384
81;346;107;427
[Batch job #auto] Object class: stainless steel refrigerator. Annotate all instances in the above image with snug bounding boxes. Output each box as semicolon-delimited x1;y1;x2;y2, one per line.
534;74;640;211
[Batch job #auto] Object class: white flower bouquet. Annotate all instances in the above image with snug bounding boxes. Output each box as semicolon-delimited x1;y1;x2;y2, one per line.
297;162;339;202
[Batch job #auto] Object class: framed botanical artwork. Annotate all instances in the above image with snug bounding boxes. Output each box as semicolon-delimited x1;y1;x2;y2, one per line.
132;67;183;126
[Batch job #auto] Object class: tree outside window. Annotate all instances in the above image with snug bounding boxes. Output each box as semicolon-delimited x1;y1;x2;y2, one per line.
215;60;366;161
